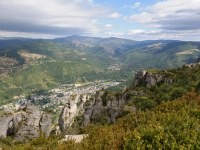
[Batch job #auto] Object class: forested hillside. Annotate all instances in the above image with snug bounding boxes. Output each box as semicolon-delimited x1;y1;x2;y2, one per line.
1;63;200;149
1;36;200;104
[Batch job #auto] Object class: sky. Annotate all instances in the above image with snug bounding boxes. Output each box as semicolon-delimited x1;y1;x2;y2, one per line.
0;0;200;40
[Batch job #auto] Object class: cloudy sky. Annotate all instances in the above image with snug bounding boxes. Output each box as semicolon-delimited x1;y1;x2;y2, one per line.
0;0;200;40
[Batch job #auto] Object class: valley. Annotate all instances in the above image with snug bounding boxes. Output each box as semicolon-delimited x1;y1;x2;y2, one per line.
1;61;200;149
1;36;200;105
0;80;121;117
1;0;200;149
0;36;200;149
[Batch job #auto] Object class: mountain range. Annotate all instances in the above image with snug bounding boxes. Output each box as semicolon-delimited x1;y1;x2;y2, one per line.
1;36;200;70
0;35;200;103
1;35;200;149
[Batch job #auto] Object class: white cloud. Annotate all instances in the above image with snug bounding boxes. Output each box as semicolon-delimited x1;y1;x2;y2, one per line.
91;19;98;24
126;0;200;40
109;12;122;19
0;0;108;38
131;30;200;41
104;28;200;41
105;32;125;37
128;29;145;34
87;0;93;4
105;24;113;30
133;2;141;8
1;0;199;40
0;30;59;39
123;2;142;9
129;0;200;30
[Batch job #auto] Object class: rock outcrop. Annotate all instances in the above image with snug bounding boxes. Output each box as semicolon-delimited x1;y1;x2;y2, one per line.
183;62;200;68
0;116;13;138
57;69;174;131
60;134;88;143
0;105;51;141
76;69;175;127
58;94;90;132
133;70;173;88
132;70;147;87
57;91;136;131
82;91;135;126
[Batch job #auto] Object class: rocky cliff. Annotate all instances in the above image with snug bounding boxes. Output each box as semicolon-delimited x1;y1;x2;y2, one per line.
0;105;51;141
58;94;91;133
133;70;174;88
58;70;172;130
79;70;175;127
57;90;136;131
82;90;136;126
0;70;175;137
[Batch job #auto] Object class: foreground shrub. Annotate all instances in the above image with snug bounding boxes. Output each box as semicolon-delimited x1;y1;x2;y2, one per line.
1;91;200;150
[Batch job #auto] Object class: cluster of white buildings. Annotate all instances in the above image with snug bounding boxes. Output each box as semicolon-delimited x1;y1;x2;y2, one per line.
0;80;121;114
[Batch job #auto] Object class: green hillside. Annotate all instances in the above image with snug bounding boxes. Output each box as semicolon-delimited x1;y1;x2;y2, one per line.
1;36;200;104
1;37;200;72
1;64;200;149
0;61;121;104
121;41;200;71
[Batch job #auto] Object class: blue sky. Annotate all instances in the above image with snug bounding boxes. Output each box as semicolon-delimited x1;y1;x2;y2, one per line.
0;0;200;40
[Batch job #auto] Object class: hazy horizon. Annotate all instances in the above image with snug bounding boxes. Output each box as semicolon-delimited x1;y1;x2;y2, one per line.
0;0;200;41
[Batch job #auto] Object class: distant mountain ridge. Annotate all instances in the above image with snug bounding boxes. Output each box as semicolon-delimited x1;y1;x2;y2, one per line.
0;35;200;103
1;35;200;76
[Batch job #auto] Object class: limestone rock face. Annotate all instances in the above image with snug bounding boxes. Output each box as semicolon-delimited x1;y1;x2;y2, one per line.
82;90;134;126
0;105;52;141
58;70;173;131
132;70;147;87
58;94;90;132
57;91;134;131
14;106;42;141
0;116;13;138
133;70;173;88
60;70;170;131
40;113;52;137
78;70;174;127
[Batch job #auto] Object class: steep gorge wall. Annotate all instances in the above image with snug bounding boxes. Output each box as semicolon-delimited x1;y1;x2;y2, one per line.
58;94;91;133
58;90;136;131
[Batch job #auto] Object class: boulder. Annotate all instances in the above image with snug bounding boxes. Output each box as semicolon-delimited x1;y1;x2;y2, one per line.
60;134;88;143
